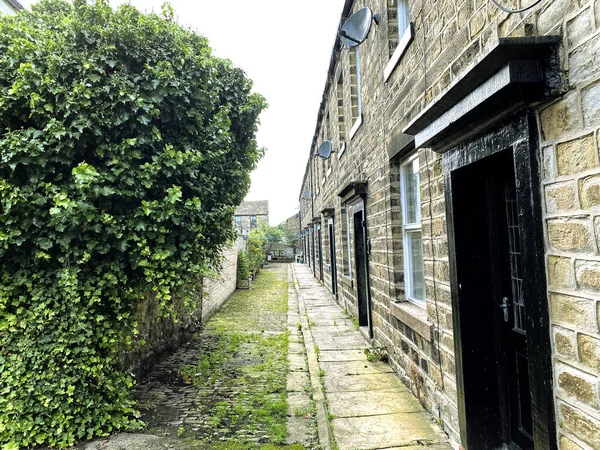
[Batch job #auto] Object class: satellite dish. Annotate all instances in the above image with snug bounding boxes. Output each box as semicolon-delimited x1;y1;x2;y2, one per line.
339;8;381;47
316;140;333;159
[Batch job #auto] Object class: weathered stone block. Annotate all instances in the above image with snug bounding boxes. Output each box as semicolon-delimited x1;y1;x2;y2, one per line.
542;146;556;181
538;0;581;35
545;182;577;212
554;326;576;358
569;32;600;86
556;135;597;176
469;7;486;38
579;173;600;209
560;403;600;449
582;81;600;128
540;93;581;141
557;363;599;407
547;255;574;288
567;8;592;50
575;260;600;292
559;434;583;449
547;218;593;253
578;333;600;372
550;293;597;333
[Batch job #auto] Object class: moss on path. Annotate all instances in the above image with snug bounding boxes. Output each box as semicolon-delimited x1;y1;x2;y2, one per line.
134;263;298;449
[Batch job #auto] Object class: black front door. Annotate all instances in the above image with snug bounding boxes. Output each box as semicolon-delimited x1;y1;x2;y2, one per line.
452;150;532;450
317;225;323;281
353;207;371;336
328;220;338;297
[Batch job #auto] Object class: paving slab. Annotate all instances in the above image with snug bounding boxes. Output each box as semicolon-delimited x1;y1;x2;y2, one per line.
318;349;365;362
288;352;307;372
331;413;448;450
320;360;394;377
327;390;423;418
292;263;451;450
324;370;407;395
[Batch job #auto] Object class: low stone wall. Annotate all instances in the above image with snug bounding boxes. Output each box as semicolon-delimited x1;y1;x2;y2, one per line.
202;244;238;322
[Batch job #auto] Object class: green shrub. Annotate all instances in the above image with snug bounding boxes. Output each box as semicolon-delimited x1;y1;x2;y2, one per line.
237;250;250;281
247;236;265;274
0;1;265;447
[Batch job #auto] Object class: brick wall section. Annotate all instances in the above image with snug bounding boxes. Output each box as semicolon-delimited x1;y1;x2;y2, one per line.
299;1;600;447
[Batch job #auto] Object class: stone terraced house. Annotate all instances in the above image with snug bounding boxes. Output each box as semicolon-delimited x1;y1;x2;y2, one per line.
234;200;269;235
298;1;600;449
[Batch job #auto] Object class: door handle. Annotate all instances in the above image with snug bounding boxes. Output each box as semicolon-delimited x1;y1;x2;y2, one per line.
500;297;510;322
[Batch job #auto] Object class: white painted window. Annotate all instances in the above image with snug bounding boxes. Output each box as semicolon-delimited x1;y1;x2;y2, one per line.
397;0;410;39
384;0;414;82
349;47;363;139
400;154;425;306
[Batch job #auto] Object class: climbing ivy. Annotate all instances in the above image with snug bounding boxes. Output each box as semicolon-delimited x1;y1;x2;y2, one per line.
0;1;266;448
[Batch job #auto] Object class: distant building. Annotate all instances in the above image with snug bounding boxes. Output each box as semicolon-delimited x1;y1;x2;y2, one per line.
234;200;268;235
285;213;300;236
0;0;23;14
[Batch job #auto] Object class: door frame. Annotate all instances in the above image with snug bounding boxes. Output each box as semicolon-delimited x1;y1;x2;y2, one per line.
317;223;324;281
328;217;338;298
350;198;373;338
443;111;556;450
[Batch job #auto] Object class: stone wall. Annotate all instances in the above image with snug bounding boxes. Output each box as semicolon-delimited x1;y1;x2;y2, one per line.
123;243;239;379
299;0;600;448
202;244;239;322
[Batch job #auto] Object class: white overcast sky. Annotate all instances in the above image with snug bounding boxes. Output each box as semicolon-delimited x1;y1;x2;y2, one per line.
21;0;345;225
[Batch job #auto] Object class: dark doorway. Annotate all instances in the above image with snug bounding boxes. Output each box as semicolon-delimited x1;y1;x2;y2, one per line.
452;150;532;449
311;228;316;276
445;112;555;450
317;225;324;281
328;219;338;298
352;205;371;336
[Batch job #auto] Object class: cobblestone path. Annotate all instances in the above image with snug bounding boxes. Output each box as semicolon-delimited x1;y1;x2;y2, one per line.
90;262;316;450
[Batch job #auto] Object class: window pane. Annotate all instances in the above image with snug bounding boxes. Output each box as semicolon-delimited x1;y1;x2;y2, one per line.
398;0;409;37
403;157;420;224
407;231;424;301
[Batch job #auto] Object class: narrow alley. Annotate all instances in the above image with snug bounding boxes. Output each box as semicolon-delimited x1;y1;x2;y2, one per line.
79;262;451;450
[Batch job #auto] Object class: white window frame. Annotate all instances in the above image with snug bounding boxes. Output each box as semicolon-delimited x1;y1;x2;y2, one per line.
349;47;363;140
400;153;425;307
384;0;414;82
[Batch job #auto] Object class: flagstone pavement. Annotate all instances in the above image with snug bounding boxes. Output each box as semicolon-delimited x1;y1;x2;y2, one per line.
291;263;453;450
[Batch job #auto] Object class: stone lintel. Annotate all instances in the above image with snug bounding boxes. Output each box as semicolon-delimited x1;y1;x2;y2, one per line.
403;36;562;153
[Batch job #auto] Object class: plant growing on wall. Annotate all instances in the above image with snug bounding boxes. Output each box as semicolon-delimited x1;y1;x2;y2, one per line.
237;250;251;281
0;0;266;447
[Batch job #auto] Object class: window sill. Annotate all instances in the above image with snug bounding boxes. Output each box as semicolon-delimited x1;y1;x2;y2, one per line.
384;23;414;83
321;177;326;186
337;142;347;159
349;115;363;140
326;167;332;177
340;275;353;288
390;301;432;342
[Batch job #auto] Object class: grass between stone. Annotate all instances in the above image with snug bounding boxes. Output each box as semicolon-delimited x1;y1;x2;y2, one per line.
178;265;299;449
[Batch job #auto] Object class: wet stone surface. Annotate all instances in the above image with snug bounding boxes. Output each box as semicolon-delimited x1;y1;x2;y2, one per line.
127;263;313;449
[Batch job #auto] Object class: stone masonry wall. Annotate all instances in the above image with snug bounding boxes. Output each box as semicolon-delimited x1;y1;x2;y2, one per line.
123;243;239;379
300;1;600;448
202;244;238;323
